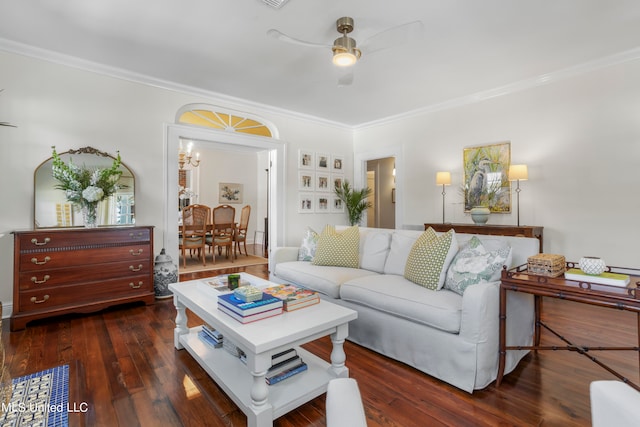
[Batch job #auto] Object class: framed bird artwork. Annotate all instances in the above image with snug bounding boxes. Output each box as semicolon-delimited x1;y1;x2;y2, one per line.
462;142;511;213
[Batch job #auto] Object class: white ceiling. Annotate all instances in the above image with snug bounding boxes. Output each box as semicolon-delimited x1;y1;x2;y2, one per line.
1;0;639;126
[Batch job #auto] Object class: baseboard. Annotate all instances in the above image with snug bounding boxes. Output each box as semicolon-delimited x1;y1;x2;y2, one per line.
1;302;13;320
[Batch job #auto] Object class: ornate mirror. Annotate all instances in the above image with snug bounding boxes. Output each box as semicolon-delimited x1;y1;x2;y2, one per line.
34;147;135;228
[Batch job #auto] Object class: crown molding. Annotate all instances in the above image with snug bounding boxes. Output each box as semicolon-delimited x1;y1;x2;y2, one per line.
355;46;640;130
2;37;639;132
0;37;352;132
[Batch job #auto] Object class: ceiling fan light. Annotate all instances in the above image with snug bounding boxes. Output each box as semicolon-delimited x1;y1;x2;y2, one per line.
332;36;361;67
333;51;357;66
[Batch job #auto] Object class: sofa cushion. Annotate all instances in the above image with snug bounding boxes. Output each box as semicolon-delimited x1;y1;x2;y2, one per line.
298;227;319;261
274;261;378;299
359;230;392;273
444;236;512;295
404;229;458;290
383;230;421;275
313;225;360;268
340;274;463;333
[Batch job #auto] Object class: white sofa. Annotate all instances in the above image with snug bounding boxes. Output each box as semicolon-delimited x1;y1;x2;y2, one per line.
270;226;539;393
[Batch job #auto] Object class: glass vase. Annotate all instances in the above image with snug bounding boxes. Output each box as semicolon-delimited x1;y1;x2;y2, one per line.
82;203;98;228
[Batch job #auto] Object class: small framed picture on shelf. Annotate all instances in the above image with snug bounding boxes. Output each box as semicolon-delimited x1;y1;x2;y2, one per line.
332;155;345;171
331;174;344;191
298;193;314;213
316;152;330;170
316;194;330;213
316;172;330;192
298;171;315;191
331;196;345;213
298;150;314;170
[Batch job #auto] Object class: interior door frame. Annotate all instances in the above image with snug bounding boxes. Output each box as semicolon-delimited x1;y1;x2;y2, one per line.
164;123;286;266
355;147;403;229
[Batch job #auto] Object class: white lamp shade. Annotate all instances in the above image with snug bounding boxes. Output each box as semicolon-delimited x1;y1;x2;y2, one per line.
436;171;451;186
508;164;528;181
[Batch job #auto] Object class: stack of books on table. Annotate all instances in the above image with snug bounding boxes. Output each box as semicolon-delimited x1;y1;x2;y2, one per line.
217;292;283;323
266;348;308;385
263;284;320;312
198;323;223;348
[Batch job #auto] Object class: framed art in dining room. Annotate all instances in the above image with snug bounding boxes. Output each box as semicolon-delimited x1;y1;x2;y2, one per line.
298;193;314;213
316;172;330;192
316;194;330;213
219;182;243;204
298;171;315;191
316;152;330;170
331;154;344;171
298;149;314;170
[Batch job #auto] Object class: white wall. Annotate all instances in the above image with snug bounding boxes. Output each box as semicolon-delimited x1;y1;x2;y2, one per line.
354;59;640;266
0;51;353;312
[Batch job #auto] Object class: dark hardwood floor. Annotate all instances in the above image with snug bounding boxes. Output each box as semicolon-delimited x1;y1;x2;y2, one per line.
3;245;637;426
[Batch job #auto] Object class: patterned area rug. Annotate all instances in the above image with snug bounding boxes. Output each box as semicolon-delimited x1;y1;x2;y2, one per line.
0;365;69;427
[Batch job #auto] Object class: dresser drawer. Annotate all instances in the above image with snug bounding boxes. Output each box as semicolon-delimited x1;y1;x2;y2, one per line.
18;260;152;290
16;227;151;251
19;243;151;272
18;274;152;312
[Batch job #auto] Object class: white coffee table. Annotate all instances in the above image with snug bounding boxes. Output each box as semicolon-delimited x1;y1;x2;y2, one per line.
169;273;358;427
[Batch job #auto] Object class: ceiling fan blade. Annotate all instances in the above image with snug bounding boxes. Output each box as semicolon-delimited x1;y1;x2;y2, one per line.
361;20;424;54
266;29;330;48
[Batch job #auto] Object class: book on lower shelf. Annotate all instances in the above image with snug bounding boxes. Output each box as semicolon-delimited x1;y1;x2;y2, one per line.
271;348;297;365
218;292;283;316
266;361;308;385
564;268;631;287
267;354;303;377
218;304;283;324
262;284;320;311
198;330;223;348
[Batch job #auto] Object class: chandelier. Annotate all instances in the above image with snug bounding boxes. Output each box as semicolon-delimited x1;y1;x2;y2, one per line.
178;140;200;169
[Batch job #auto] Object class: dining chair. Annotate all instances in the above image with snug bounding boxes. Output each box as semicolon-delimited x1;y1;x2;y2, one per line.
208;205;236;263
179;204;210;268
234;205;251;257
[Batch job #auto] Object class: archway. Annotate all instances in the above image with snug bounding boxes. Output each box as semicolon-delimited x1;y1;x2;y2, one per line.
164;107;285;271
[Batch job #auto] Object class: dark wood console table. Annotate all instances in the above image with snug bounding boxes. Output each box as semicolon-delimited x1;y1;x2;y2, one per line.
496;264;640;391
424;223;543;252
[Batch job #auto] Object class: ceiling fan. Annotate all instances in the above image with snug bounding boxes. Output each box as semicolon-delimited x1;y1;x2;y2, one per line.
267;17;423;86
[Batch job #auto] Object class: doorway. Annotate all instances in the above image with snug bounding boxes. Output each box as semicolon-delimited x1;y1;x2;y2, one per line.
366;157;396;229
164;123;285;268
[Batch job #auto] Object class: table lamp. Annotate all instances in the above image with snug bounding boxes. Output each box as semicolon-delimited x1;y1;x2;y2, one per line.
508;164;528;226
436;171;451;224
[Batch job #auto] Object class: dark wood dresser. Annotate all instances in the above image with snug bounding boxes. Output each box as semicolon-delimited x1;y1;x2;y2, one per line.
424;223;544;252
11;226;155;331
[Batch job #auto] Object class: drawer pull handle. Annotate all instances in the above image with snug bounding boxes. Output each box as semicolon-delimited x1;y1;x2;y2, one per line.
129;281;143;289
31;256;51;265
129;264;143;272
31;237;51;246
30;295;50;304
129;232;144;238
129;249;143;256
31;275;51;284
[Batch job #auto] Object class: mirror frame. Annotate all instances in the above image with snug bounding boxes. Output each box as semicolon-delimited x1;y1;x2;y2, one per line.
33;146;136;229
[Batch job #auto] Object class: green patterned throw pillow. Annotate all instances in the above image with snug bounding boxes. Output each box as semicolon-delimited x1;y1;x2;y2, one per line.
298;227;319;261
312;225;360;268
444;236;511;295
404;228;458;290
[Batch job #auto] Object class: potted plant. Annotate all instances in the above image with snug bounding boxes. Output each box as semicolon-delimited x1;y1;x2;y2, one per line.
334;180;372;226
